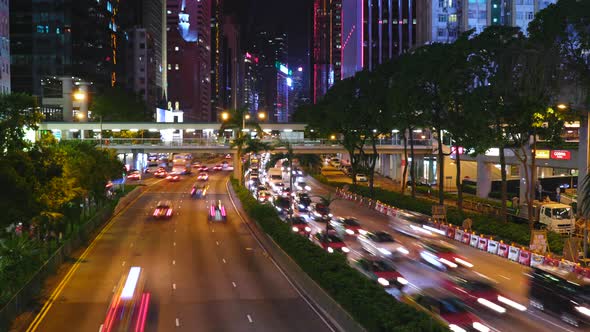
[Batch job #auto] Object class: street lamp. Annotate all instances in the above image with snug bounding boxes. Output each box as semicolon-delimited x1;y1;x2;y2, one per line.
557;103;568;110
73;91;86;101
221;112;229;121
258;112;266;120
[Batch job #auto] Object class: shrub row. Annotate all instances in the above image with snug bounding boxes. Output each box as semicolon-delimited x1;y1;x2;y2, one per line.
337;184;564;254
231;179;447;332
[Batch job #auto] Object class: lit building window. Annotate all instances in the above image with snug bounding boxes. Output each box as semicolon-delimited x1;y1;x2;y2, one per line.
175;64;179;70
175;46;179;51
167;64;171;70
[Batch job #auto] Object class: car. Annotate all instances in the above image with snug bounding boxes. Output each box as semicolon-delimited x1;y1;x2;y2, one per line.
330;217;366;237
355;173;368;182
271;181;285;194
295;181;311;191
329;158;341;168
390;211;442;240
291;167;304;177
166;173;180;182
191;184;209;198
443;271;526;314
285;216;312;236
405;290;490;332
192;162;201;168
208;200;227;222
154;168;168;178
280;186;292;197
225;154;232;159
197;172;209;181
353;258;408;296
273;196;291;215
295;192;312;212
153;201;173;218
103;267;148;332
312;232;349;254
213;164;223;171
418;239;473;270
127;170;141;181
257;190;272;203
358;231;409;259
197;165;209;172
308;203;332;222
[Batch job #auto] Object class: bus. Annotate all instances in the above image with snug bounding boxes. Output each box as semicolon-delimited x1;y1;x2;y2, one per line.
172;153;191;175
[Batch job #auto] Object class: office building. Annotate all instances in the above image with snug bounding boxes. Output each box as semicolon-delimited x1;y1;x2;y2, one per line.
0;0;9;94
312;0;341;103
167;0;212;122
242;51;260;115
10;0;120;96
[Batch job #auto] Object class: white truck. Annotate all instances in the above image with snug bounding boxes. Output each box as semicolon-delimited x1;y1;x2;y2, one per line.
267;168;283;185
533;202;575;234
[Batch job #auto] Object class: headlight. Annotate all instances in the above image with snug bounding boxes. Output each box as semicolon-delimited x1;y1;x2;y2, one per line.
305;186;311;191
305;226;311;232
345;229;355;235
292;226;299;232
477;298;506;314
298;204;305;209
377;277;390;287
341;247;350;253
328;213;333;217
439;258;458;268
358;229;367;235
378;248;392;256
472;322;490;332
276;207;282;212
575;306;590;316
454;257;474;268
313;212;321;217
449;325;467;332
497;296;527;311
396;247;410;255
327;247;334;253
397;277;409;285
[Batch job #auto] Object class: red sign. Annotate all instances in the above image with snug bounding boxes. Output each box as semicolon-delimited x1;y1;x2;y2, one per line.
551;150;571;160
451;146;465;155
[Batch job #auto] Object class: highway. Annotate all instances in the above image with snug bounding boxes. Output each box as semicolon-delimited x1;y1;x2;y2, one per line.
24;166;334;332
302;174;589;332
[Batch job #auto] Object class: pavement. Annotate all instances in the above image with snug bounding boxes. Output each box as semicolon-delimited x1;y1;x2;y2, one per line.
301;173;588;332
17;165;334;332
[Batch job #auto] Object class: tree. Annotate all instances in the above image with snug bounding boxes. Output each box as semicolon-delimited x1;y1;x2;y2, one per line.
90;87;152;122
0;93;42;154
219;107;263;183
315;193;338;238
296;154;323;174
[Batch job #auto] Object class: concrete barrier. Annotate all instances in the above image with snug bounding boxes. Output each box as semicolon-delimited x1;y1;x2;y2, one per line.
113;186;146;215
227;182;363;332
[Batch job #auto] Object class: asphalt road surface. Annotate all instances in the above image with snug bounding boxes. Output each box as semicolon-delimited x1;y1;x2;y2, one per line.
26;168;334;332
302;174;589;332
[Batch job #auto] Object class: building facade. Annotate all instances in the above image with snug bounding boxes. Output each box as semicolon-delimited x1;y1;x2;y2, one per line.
312;0;341;103
166;0;212;122
10;0;120;96
242;51;260;115
0;0;9;93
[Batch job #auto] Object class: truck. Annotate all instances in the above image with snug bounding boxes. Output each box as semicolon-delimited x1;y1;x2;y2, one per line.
511;201;575;234
267;167;283;185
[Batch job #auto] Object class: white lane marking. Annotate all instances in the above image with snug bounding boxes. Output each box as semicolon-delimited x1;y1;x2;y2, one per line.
245;247;253;251
225;179;336;332
247;314;253;323
232;282;237;288
172;260;176;265
499;275;510;280
173;283;176;290
216;241;220;246
112;286;117;293
173;242;176;246
99;324;104;332
222;258;227;264
212;228;215;233
527;311;576;332
175;318;180;327
122;261;126;267
174;229;177;233
130;243;134;248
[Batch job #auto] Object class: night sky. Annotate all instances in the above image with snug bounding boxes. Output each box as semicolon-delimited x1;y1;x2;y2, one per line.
224;0;312;66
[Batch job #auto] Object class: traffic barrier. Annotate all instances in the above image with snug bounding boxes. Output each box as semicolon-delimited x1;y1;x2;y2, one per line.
544;256;560;267
574;265;590;277
455;229;464;242
559;260;576;272
497;243;509;258
461;232;471;244
530;253;545;267
469;234;479;248
446;226;456;239
508;246;520;262
518;249;531;266
477;237;488;251
487;240;499;255
439;224;449;236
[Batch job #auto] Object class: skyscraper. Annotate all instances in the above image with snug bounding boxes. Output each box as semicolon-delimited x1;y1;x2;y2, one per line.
242;51;260;115
10;0;120;95
167;0;212;121
0;0;9;94
312;0;341;103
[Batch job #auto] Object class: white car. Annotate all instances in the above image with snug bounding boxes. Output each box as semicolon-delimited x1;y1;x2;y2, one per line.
355;173;368;182
295;181;311;191
358;231;409;259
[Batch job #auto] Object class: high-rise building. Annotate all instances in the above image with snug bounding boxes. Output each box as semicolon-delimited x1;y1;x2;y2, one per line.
210;0;223;118
242;51;260;115
167;0;212;122
422;0;557;45
312;0;341;103
275;61;290;123
10;0;121;95
0;0;9;94
220;15;241;111
288;64;309;118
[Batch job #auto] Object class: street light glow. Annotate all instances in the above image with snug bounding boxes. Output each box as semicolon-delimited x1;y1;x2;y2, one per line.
73;91;86;101
258;112;266;120
557;103;568;110
245;114;251;120
221;112;229;121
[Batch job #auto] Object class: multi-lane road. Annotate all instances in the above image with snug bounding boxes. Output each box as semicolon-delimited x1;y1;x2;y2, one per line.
23;169;334;332
303;174;588;332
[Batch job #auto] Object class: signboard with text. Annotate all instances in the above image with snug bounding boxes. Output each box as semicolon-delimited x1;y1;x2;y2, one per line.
535;150;550;159
529;230;548;254
551;150;571;160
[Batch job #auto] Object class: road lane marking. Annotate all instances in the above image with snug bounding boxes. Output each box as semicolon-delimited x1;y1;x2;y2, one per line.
174;229;177;233
175;318;180;327
99;324;104;332
173;283;176;290
122;261;126;267
245;247;253;251
222;258;227;264
173;242;176;246
499;275;510;280
26;186;148;332
212;228;215;233
225;179;336;332
216;241;220;246
172;260;176;265
247;314;253;323
528;311;576;332
232;282;237;288
112;286;117;293
130;243;134;248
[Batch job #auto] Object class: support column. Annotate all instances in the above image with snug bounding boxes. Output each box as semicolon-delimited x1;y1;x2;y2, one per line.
61;77;73;122
79;83;89;121
476;155;492;198
519;163;528;206
233;152;241;180
382;154;391;177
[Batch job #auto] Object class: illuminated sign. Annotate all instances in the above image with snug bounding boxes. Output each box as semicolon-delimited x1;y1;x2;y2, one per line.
451;146;465;155
551;150;571;160
276;62;289;75
535;150;550;159
286;77;292;87
485;148;499;156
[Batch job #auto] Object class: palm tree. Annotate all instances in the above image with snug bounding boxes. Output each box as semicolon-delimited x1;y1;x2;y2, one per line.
315;193;338;240
218;107;263;183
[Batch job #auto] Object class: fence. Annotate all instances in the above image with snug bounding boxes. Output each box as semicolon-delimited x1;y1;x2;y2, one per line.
0;193;128;330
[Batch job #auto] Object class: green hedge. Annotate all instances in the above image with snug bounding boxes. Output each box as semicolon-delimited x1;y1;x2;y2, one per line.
337;185;564;254
231;179;447;332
